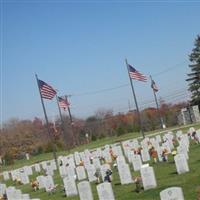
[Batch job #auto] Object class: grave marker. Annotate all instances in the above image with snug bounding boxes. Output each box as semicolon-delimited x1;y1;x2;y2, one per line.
131;154;142;171
174;154;189;174
76;166;87;180
140;166;157;190
160;187;184;200
63;177;78;197
118;163;133;185
97;182;115;200
78;181;94;200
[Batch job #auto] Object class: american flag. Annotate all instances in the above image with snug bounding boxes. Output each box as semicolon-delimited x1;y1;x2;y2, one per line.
128;64;147;82
151;79;158;92
38;79;57;100
58;96;70;110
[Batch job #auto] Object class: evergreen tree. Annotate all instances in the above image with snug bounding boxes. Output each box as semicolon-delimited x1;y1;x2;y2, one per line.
186;35;200;106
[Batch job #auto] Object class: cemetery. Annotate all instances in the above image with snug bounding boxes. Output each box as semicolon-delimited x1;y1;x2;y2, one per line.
0;125;200;200
1;2;200;200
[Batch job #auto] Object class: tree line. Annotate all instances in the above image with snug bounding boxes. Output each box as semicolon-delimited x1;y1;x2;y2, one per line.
0;100;187;165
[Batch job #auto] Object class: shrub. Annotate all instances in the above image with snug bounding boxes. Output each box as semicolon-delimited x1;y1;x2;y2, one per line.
44;142;53;153
37;146;44;154
98;134;106;139
3;151;14;165
116;126;126;136
55;140;64;150
91;134;97;141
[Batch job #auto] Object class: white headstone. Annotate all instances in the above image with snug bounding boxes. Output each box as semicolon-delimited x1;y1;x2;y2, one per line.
78;181;94;200
104;151;112;163
0;183;6;196
3;171;10;181
174;154;189;174
86;164;97;182
22;193;30;200
59;165;67;178
96;148;102;158
100;164;111;180
93;158;101;169
46;165;54;176
20;172;30;184
162;142;171;154
44;175;55;192
36;176;46;189
140;166;157;190
156;147;163;162
6;187;15;200
118;163;133;185
11;170;19;181
83;156;91;169
76;166;87;180
25;153;30;160
177;146;188;160
41;161;47;170
97;182;115;200
23;166;33;176
141;148;150;162
156;135;162;143
131;154;142;171
50;160;57;170
6;187;22;200
14;189;22;200
66;166;76;179
116;156;126;167
63;177;78;197
74;152;81;166
112;146;123;157
34;164;41;172
160;187;184;200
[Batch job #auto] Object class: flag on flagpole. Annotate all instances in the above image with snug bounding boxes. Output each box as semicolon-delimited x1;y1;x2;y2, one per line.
127;64;147;82
38;79;57;100
151;79;158;92
58;96;70;110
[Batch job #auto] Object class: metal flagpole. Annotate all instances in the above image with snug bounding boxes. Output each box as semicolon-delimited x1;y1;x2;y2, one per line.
125;59;145;138
150;75;164;129
35;74;58;168
65;96;73;125
56;95;69;150
65;95;76;146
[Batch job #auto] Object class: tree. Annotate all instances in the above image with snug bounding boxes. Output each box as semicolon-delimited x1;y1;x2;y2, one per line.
186;35;200;107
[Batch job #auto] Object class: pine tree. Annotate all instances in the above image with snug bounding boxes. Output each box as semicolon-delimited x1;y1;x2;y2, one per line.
186;35;200;106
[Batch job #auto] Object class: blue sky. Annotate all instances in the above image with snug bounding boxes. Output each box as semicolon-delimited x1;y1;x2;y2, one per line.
1;1;200;123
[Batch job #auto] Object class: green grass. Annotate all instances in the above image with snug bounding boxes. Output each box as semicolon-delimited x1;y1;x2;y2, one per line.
1;123;200;200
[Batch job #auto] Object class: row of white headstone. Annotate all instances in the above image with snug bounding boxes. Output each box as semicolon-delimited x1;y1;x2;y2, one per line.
0;183;40;200
33;167;184;200
2;159;57;183
32;174;115;200
64;180;115;200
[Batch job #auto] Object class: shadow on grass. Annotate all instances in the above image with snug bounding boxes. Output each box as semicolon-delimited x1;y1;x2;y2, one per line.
114;182;121;186
170;171;177;175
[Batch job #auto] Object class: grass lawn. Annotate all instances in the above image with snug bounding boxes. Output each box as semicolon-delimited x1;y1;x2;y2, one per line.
0;123;200;200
